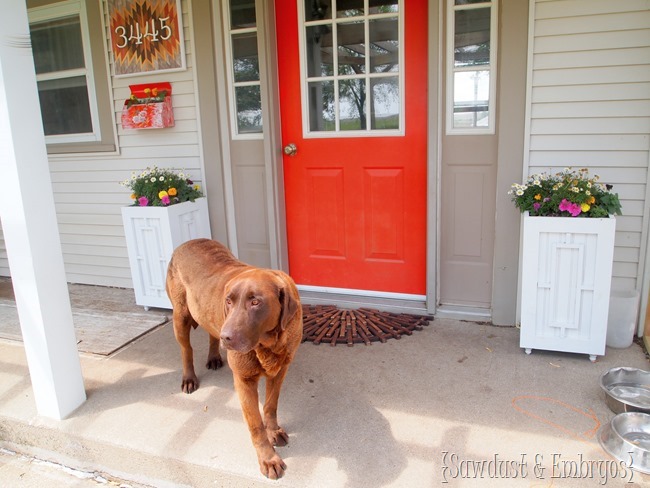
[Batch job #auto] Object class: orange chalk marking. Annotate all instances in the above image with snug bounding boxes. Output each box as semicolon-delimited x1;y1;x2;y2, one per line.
512;395;601;442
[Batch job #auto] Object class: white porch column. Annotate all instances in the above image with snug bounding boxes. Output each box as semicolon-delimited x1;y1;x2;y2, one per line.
0;1;86;419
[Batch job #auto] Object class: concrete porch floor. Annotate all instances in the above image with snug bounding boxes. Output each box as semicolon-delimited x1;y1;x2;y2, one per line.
1;290;650;487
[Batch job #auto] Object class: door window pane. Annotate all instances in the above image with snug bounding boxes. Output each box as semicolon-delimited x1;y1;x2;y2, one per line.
232;32;260;82
305;0;332;21
337;0;363;18
371;77;399;129
455;0;488;5
454;7;491;67
38;76;92;136
230;0;256;29
453;70;489;128
369;18;398;73
235;85;263;133
339;79;366;130
308;81;335;131
306;25;334;77
302;1;402;134
337;22;365;75
369;0;399;15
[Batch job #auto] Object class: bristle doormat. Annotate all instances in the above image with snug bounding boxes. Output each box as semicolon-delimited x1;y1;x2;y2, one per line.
302;305;433;346
0;301;168;356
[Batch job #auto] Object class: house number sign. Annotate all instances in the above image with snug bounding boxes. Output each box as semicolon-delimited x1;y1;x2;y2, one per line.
108;0;186;77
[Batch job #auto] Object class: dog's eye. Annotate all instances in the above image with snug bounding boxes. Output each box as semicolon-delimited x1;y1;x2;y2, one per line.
251;298;260;306
226;297;233;306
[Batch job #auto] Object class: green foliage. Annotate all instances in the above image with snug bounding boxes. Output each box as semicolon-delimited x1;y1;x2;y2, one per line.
120;167;203;207
509;168;622;218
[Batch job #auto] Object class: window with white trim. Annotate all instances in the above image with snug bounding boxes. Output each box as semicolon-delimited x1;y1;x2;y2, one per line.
223;0;263;137
446;0;497;134
300;0;403;136
28;0;102;145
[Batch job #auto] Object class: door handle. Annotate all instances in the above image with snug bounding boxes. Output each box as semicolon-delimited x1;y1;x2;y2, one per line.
283;143;297;156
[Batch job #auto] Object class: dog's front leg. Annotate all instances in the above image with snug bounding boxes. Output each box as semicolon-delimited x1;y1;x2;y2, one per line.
172;311;199;394
206;333;223;370
233;374;286;479
263;365;290;447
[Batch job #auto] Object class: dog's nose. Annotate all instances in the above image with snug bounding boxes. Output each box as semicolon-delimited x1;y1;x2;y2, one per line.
221;333;232;344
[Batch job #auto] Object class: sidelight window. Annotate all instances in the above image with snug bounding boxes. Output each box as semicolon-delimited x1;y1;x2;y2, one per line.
223;0;263;137
446;0;497;134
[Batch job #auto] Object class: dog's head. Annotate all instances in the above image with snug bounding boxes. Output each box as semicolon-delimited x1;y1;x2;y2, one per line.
220;269;299;353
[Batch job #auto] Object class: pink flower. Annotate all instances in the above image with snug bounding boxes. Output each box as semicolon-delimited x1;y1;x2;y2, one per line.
558;198;581;216
138;196;149;206
161;195;170;206
533;202;541;211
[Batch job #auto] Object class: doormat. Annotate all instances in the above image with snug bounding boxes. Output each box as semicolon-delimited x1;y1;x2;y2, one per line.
0;278;169;355
302;305;433;346
0;301;169;356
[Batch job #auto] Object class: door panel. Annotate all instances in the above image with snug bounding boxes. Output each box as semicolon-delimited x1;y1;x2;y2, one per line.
276;0;428;295
439;0;498;309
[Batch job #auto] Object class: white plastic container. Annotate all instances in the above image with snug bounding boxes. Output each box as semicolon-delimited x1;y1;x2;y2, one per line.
606;289;641;349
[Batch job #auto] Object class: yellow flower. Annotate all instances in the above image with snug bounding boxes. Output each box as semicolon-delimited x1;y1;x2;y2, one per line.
534;194;542;201
581;203;590;212
168;187;177;196
158;190;168;199
144;88;151;95
588;196;596;204
130;193;136;200
194;184;201;191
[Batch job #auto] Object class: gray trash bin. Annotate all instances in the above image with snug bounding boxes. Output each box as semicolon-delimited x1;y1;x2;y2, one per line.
606;289;641;349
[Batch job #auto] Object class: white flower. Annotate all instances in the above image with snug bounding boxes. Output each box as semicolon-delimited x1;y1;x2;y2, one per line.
150;177;156;182
516;190;524;196
159;176;165;182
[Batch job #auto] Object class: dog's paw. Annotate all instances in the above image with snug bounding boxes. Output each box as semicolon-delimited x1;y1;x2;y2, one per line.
267;427;289;447
259;453;286;480
205;356;223;370
181;376;199;394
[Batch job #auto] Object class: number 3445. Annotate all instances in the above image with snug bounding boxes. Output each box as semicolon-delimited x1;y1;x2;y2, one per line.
114;17;173;48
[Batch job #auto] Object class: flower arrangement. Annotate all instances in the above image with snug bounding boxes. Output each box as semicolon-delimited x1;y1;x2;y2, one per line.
120;167;203;207
126;86;168;107
509;168;622;218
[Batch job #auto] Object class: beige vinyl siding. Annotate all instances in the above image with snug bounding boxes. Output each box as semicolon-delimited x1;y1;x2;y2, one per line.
526;0;650;291
0;0;206;288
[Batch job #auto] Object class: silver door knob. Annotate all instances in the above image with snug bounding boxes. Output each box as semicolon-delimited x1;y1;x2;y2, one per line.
283;143;297;156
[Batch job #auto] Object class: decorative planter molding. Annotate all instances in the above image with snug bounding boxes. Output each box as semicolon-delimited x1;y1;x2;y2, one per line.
121;198;211;309
520;212;616;362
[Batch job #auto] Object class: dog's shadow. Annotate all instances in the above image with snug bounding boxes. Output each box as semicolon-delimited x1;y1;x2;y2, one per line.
70;324;411;485
280;344;410;486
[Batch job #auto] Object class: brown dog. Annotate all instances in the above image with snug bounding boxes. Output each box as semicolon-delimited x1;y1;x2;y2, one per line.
165;238;302;479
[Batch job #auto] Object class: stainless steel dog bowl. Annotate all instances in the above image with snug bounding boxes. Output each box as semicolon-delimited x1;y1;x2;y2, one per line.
600;367;650;414
599;412;650;474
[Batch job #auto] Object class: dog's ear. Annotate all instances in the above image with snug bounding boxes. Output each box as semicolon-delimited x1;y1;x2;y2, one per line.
274;272;299;330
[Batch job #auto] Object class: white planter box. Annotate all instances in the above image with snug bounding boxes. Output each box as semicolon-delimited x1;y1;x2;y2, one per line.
121;198;211;309
520;212;616;361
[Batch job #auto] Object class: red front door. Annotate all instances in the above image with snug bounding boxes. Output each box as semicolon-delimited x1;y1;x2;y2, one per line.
276;0;427;295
